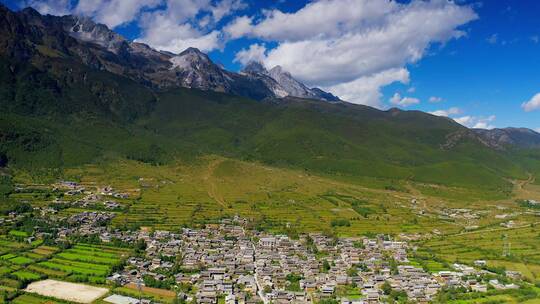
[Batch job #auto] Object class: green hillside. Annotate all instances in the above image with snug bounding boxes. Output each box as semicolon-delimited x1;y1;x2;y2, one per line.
0;58;534;193
0;3;538;193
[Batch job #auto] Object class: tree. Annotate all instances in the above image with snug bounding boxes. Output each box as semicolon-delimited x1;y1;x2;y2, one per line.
135;239;147;252
0;152;7;167
382;281;392;295
347;266;358;277
389;258;399;275
322;260;331;272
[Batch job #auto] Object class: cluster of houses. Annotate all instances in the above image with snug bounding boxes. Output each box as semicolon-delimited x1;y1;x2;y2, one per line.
99;217;521;304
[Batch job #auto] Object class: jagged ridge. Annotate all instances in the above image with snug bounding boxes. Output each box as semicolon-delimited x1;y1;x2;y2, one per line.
1;6;337;102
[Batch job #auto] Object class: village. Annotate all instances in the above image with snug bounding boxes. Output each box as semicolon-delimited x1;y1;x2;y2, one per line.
0;181;532;304
100;218;526;304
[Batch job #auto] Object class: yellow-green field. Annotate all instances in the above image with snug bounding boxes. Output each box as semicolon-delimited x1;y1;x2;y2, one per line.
59;156;479;236
53;156;539;238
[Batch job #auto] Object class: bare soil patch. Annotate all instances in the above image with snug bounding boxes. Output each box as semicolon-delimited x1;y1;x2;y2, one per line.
25;279;108;303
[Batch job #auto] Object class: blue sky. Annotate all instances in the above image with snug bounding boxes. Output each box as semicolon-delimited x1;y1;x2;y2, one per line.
3;0;540;130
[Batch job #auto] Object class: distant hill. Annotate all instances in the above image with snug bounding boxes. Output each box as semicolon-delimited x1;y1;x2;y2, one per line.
474;128;540;149
0;4;539;192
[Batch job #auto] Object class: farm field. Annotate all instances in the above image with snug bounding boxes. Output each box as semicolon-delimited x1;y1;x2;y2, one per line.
11;293;67;304
443;286;540;303
0;238;132;303
61;157;519;236
114;283;177;304
419;224;540;281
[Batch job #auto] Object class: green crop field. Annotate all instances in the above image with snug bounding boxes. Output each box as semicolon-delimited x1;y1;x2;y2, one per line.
8;256;35;265
0;238;131;302
11;293;67;304
33;243;130;281
11;270;41;281
0;254;16;261
419;224;540;281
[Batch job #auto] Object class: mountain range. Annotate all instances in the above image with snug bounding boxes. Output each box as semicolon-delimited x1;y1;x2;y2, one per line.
1;6;338;102
1;4;540;192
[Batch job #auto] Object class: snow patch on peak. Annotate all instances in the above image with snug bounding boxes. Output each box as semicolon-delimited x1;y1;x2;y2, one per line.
169;55;192;70
63;15;126;53
169;47;213;70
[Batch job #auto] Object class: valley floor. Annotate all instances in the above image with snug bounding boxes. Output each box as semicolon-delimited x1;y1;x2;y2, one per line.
2;156;540;302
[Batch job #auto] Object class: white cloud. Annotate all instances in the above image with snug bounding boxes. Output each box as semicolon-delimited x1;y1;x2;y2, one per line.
134;0;212;52
209;0;247;24
407;87;416;93
389;93;420;107
324;68;410;108
134;0;247;53
23;0;71;15
230;0;477;105
30;0;249;53
234;44;267;65
429;96;444;103
223;15;253;39
430;107;461;117
454;115;496;129
74;0;161;28
522;93;540;112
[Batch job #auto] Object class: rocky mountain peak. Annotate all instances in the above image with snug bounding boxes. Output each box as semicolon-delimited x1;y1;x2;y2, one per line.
60;15;127;54
242;61;268;75
19;6;41;18
269;65;290;76
0;5;341;103
170;47;214;70
180;47;208;58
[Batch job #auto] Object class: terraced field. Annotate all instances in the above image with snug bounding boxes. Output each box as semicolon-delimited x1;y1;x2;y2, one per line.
0;240;132;302
419;224;540;281
34;244;131;284
63;157;473;236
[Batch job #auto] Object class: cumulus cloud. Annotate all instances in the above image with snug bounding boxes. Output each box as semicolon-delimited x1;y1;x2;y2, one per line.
429;96;444;103
25;0;247;53
228;0;477;105
234;44;267;65
389;93;420;107
74;0;161;28
24;0;160;27
23;0;72;15
209;0;247;24
430;107;461;117
134;0;247;53
223;15;253;39
323;68;409;108
522;93;540;112
454;115;496;129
